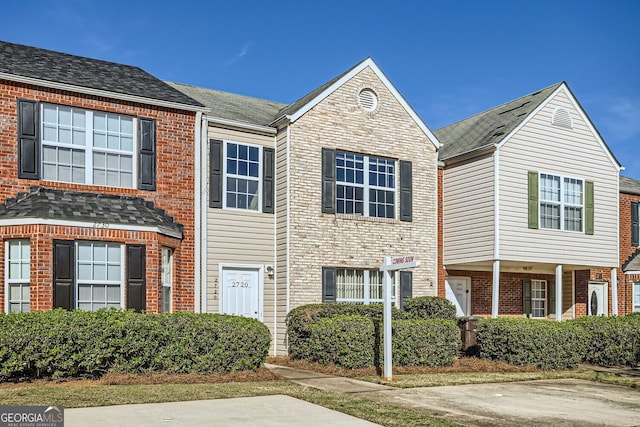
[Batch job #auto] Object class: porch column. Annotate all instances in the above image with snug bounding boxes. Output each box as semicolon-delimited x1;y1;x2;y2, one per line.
611;268;618;316
492;260;500;318
555;265;563;322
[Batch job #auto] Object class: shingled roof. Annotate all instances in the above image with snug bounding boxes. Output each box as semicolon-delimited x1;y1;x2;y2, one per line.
620;175;640;195
166;82;285;127
0;40;203;108
0;187;183;237
435;83;563;160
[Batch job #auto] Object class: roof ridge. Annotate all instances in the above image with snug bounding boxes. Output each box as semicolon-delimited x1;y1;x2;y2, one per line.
166;81;287;107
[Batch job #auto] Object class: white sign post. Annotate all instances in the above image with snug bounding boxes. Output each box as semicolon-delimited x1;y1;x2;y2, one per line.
380;255;419;380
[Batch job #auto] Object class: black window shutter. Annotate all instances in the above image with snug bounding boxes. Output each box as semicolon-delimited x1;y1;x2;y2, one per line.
548;279;556;318
263;147;275;214
209;139;223;208
127;244;146;312
322;266;337;303
632;202;639;247
17;99;40;179
399;270;413;310
523;279;532;318
53;240;74;310
528;171;539;229
321;148;336;214
138;118;156;190
399;160;412;222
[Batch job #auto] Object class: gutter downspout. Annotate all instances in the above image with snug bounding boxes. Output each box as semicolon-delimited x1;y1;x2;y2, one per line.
200;115;209;313
194;111;203;313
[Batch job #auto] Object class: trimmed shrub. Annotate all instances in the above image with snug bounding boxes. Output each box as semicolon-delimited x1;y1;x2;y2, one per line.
286;303;407;360
476;318;585;370
309;315;375;369
571;315;640;367
391;319;459;367
0;309;270;381
403;296;457;321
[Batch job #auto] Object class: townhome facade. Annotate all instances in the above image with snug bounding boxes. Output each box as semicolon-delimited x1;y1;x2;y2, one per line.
619;175;640;314
0;41;206;314
172;58;441;354
436;82;622;320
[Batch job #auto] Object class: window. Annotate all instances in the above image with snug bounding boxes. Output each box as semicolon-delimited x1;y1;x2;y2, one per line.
336;152;395;218
5;240;30;313
41;104;135;188
161;248;172;313
76;242;123;311
634;282;640;312
225;142;261;210
336;268;395;304
539;173;583;231
531;279;547;318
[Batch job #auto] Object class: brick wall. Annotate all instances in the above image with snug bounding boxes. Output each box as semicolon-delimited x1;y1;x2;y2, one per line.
283;67;439;308
0;80;197;311
618;192;640;314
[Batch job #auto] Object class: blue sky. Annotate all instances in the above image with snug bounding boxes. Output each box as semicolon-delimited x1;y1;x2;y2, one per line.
3;0;639;176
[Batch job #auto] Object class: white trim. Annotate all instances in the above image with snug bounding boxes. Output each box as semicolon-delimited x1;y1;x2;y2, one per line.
496;83;621;171
555;265;563;322
492;260;500;318
207;116;276;135
0;218;183;239
538;171;586;233
272;133;278;357
222;140;263;212
494;150;500;259
285;126;291;321
4;239;31;314
218;263;264;321
200;114;209;313
194;111;203;313
161;247;174;314
0;72;209;113
283;58;441;150
74;241;125;311
624;270;640;275
611;268;618;316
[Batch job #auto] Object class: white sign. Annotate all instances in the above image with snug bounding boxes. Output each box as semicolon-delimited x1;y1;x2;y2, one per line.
381;254;419;271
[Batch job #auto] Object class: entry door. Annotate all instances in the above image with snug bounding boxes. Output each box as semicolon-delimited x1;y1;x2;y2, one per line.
587;282;607;316
445;277;471;317
222;268;261;320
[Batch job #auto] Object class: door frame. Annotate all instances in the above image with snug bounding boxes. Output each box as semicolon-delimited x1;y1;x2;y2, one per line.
219;263;264;321
445;276;471;317
587;281;608;316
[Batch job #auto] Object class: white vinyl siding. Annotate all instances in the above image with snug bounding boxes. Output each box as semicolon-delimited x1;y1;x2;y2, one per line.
498;89;619;267
5;240;30;313
443;154;495;265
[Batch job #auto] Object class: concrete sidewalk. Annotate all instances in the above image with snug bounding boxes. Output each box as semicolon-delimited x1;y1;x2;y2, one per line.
65;394;380;427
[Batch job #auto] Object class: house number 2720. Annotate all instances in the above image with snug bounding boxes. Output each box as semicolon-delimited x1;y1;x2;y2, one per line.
231;281;249;288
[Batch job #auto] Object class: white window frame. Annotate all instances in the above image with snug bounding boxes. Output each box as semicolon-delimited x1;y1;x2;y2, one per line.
531;279;547;318
336;152;396;218
161;247;173;313
633;282;640;313
336;268;397;304
75;242;124;311
5;239;30;313
539;172;584;232
222;141;262;212
41;104;137;188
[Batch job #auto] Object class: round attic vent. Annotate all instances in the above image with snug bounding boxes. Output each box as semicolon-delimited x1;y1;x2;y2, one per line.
552;108;573;129
358;89;378;112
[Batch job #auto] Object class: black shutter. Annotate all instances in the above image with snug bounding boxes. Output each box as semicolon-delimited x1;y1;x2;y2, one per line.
632;202;639;247
263;147;275;214
321;148;336;214
53;240;74;310
17;99;40;179
548;279;556;318
138;118;156;190
523;279;532;318
399;271;413;310
399;160;412;221
209;139;223;208
127;245;146;312
322;266;336;303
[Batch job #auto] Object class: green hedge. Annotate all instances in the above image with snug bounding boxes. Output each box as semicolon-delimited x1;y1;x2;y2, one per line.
403;296;457;321
571;315;640;367
0;309;271;381
309;315;376;369
392;319;459;367
286;303;408;361
476;318;585;370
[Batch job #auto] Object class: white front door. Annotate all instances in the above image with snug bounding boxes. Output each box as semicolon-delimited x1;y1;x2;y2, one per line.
445;277;471;317
222;268;261;320
588;282;608;316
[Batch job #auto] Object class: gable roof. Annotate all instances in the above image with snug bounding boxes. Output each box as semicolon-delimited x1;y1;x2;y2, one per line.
623;249;640;272
435;83;562;160
269;57;441;149
620;175;640;195
0;187;183;238
0;40;204;110
166;81;286;127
